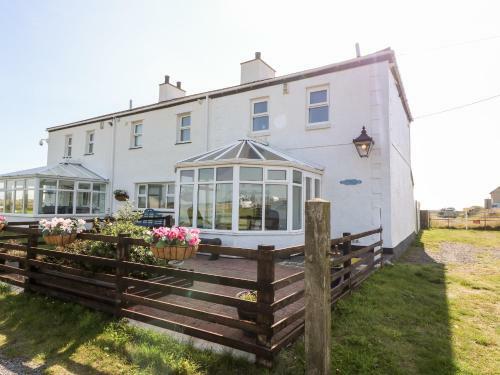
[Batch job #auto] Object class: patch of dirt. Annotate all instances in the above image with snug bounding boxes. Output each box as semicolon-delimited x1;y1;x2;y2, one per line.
401;242;490;265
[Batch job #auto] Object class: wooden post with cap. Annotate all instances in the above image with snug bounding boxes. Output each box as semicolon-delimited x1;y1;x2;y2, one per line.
304;198;331;375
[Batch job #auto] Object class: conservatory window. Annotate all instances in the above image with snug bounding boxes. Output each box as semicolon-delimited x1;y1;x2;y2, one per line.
76;182;91;214
57;180;75;215
252;99;269;132
0;178;34;214
239;183;263;231
268;169;286;181
305;177;312;200
314;178;321;198
265;184;287;230
292;170;303;230
197;168;214;229
215;167;233;230
179;170;194;226
37;179;107;215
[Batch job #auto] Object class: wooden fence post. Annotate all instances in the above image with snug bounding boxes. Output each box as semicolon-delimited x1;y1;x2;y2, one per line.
115;233;130;316
256;244;275;368
24;232;38;292
305;199;331;375
341;232;352;291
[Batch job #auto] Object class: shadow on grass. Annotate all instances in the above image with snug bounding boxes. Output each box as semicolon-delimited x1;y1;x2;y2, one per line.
325;243;456;374
0;290;112;374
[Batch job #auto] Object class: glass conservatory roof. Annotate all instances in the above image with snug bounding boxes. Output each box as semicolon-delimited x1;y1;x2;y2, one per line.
176;139;324;173
0;162;107;181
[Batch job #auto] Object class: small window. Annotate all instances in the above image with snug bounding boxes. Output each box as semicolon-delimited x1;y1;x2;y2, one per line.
166;183;175;210
216;167;233;181
268;170;286;181
252;99;269;132
314;179;321;198
64;135;73;157
307;87;329;125
180;170;195;183
132;122;143;148
178;114;191;143
240;167;263;181
86;131;95;154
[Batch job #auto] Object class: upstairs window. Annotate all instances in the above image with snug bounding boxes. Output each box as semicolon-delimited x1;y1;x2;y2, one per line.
132;122;143;148
178;114;191;143
64;135;73;157
86;131;95;154
307;87;329;125
252;99;269;132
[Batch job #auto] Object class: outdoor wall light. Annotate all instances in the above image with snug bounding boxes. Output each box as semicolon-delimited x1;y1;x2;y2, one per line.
353;126;375;158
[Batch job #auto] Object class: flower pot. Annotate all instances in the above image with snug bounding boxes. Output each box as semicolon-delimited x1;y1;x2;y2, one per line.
44;233;77;246
236;290;258;337
115;194;129;202
0;223;5;231
150;245;198;260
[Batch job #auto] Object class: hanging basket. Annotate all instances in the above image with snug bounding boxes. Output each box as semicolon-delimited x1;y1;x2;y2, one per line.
43;233;77;246
150;245;198;260
115;194;129;202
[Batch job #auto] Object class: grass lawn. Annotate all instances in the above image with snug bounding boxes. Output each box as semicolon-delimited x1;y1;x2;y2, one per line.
0;229;498;374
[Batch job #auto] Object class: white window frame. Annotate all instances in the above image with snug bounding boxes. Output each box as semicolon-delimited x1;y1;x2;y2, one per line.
64;135;73;158
177;113;192;143
131;122;143;148
306;85;330;128
85;131;95;154
136;182;175;211
251;98;270;134
175;165;319;234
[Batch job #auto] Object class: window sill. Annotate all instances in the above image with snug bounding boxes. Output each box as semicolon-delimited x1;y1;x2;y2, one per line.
250;130;270;136
129;146;143;150
84;153;94;156
175;141;192;145
306;122;331;130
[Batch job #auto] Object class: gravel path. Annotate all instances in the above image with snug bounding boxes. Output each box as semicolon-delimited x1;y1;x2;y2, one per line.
401;242;500;265
0;353;44;375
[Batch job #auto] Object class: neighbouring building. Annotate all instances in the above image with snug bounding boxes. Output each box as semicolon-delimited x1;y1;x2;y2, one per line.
490;187;500;208
0;48;417;254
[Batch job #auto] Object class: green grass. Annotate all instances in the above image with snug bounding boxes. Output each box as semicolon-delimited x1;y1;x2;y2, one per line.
0;229;498;374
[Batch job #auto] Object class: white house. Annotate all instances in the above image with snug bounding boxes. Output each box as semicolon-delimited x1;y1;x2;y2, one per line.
0;48;416;254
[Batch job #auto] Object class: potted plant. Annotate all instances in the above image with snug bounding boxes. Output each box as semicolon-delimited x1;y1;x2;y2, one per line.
236;290;258;337
113;189;129;201
39;217;86;246
0;216;7;231
144;226;201;261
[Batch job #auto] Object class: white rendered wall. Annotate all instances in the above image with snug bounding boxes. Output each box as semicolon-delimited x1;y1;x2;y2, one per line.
388;71;416;246
46;61;410;249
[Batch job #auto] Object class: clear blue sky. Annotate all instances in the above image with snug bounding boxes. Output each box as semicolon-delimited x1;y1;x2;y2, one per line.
1;0;499;209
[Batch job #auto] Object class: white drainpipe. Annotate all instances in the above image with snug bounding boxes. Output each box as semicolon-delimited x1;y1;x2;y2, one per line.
205;94;210;151
108;116;118;214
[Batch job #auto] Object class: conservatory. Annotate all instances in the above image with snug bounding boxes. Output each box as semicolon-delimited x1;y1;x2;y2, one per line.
0;163;108;220
174;139;323;246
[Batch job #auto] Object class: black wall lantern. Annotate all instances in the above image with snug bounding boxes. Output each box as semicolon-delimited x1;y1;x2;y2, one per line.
353;126;375;158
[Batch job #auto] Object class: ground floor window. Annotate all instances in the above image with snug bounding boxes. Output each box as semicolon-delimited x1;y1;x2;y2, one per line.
0;179;35;214
37;179;107;215
136;183;175;211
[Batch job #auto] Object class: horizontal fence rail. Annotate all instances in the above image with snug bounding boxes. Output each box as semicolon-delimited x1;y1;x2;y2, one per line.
0;223;383;368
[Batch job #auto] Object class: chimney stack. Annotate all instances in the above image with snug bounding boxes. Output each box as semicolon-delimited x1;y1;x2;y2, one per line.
240;52;275;84
158;75;186;102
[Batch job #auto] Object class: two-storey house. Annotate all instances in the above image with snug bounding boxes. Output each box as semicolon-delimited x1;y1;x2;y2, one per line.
0;48;416;254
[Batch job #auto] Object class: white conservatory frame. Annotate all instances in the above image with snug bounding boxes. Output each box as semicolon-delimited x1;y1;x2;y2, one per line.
174;139;323;236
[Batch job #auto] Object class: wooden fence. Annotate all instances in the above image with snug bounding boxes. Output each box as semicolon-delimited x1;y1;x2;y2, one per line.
0;223;383;367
